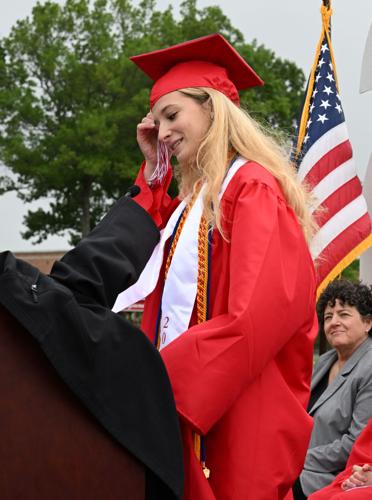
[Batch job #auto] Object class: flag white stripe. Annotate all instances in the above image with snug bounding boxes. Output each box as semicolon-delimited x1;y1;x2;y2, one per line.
311;157;357;212
311;195;368;259
297;122;349;182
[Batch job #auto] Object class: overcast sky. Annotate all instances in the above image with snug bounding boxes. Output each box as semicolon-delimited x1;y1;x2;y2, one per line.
1;0;371;252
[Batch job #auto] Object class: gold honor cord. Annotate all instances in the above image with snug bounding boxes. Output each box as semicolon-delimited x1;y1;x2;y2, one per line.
195;213;210;479
155;190;212;478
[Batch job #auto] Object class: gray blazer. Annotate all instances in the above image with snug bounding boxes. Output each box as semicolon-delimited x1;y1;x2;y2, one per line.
300;336;372;496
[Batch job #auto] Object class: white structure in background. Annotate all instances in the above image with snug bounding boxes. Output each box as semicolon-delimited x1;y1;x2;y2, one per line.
360;23;372;285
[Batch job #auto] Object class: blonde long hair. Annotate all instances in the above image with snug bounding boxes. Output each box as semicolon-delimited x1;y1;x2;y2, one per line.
176;87;316;245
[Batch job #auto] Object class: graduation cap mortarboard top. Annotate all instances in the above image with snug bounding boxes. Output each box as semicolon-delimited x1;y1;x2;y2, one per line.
130;33;264;107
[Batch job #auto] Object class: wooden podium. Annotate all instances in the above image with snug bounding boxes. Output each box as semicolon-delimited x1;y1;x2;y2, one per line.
0;305;145;499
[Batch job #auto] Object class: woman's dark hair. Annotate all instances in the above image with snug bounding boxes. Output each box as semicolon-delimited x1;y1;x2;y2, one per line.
317;279;372;336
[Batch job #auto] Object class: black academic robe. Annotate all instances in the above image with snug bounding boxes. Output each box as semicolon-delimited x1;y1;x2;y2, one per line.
0;196;184;499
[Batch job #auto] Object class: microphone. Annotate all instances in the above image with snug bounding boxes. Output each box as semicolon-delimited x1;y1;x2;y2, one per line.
124;185;141;198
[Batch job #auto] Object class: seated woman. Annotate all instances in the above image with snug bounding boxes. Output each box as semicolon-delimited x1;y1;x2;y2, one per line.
308;417;372;499
293;279;372;499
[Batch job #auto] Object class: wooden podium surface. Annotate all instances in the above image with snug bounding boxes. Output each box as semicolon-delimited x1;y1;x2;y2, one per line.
0;305;145;499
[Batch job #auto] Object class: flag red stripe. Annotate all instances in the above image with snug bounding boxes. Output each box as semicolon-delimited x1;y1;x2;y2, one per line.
316;213;372;284
315;176;363;227
304;140;353;187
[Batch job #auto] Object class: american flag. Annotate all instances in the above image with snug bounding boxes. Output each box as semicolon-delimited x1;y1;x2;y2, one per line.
293;4;372;294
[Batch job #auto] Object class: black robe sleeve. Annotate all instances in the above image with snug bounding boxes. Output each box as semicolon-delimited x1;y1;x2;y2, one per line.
50;196;159;309
0;197;184;500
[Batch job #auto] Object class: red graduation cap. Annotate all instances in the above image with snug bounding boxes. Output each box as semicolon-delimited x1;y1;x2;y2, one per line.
130;33;264;107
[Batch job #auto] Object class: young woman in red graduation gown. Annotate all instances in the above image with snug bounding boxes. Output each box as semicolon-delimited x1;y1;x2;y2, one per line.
116;34;318;500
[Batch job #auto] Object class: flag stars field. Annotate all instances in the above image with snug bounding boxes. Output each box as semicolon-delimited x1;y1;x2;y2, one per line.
299;34;345;152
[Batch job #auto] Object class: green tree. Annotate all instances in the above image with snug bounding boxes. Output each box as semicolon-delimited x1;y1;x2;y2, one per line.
341;259;360;282
0;0;306;245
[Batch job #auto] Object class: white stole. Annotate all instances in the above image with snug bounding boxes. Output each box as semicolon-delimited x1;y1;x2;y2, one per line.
113;156;247;349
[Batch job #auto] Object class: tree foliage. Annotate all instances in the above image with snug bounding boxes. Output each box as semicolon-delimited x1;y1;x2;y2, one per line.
341;259;360;282
0;0;305;244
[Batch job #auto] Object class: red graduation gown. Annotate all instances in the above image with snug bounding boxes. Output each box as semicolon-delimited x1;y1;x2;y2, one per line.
134;160;318;500
308;419;372;500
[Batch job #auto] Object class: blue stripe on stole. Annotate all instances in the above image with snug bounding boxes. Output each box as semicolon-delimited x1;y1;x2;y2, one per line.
154;207;186;348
